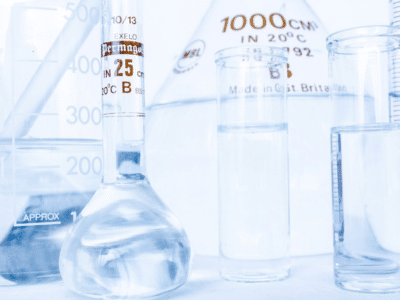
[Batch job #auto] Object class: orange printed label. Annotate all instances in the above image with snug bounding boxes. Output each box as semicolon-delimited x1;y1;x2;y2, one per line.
101;41;143;57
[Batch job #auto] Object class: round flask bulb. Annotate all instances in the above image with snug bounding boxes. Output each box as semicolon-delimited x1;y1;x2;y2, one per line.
59;183;191;299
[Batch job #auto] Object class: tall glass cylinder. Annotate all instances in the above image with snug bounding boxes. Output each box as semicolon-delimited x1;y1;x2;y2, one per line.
215;46;290;282
327;26;400;293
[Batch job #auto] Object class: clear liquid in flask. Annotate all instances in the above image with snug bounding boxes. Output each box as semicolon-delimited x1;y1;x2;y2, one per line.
60;181;191;298
59;0;192;297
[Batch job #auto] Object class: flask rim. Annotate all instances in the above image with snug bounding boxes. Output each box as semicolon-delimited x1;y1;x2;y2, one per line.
326;25;400;54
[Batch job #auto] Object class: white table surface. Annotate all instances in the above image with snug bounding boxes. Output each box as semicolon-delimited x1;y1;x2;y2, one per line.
1;254;399;300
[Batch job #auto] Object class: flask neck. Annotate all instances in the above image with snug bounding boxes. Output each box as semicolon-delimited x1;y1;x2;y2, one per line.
101;0;146;184
102;117;147;184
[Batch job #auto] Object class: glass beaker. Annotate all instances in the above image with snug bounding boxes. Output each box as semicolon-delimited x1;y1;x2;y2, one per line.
0;0;102;285
146;0;332;257
59;0;191;298
215;46;290;282
328;25;400;293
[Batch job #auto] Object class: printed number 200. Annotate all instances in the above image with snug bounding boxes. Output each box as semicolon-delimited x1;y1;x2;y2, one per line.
67;156;102;176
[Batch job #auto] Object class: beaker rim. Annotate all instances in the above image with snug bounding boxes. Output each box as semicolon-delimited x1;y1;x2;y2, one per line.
326;25;400;53
331;123;400;134
214;46;288;65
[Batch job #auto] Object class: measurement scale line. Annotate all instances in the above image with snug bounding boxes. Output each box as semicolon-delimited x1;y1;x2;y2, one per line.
103;112;145;117
103;115;145;117
15;113;59;116
14;6;57;11
14;221;62;227
14;59;58;63
15;166;61;170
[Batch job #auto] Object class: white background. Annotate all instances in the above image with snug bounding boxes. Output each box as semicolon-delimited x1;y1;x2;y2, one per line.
143;0;390;104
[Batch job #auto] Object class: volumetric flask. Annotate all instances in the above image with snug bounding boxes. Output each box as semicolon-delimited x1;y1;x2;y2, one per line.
59;0;191;298
0;0;102;285
328;26;400;293
146;0;332;257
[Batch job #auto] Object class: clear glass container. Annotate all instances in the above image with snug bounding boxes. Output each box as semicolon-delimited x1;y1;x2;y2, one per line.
0;0;102;285
328;25;400;293
146;0;332;257
216;46;290;282
59;0;191;298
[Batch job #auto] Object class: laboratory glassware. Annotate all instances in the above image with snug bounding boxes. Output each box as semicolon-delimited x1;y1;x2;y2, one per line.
390;0;400;122
0;0;102;285
215;46;290;282
146;0;332;257
328;26;400;293
59;0;191;298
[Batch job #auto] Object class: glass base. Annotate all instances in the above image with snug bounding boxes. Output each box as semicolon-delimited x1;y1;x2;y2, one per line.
219;256;290;282
335;273;400;293
220;270;290;283
0;273;61;286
